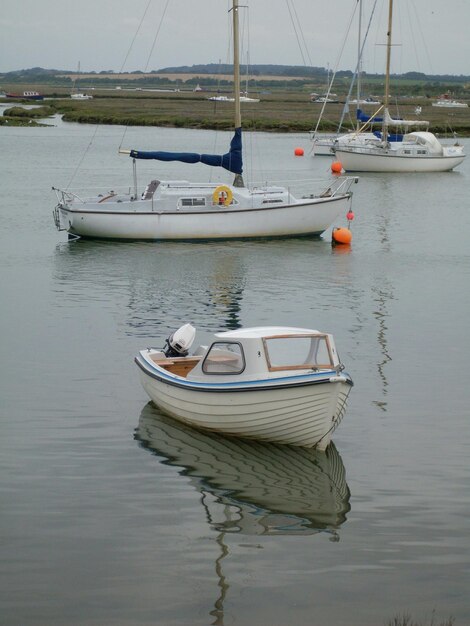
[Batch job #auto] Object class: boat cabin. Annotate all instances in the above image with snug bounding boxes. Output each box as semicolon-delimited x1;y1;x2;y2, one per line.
149;326;342;382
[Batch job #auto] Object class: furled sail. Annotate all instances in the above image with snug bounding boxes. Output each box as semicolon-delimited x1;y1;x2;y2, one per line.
384;109;428;127
129;127;243;175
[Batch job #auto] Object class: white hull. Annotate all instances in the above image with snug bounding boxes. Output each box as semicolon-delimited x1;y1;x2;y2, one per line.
137;368;351;450
312;140;335;156
335;148;465;172
312;132;380;157
432;101;467;108
55;194;352;240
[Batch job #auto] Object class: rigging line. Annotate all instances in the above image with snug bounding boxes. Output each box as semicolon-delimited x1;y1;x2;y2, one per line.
118;0;153;75
66;123;101;191
285;0;307;66
311;0;359;138
409;1;433;75
287;0;314;68
336;0;380;132
117;0;154;150
144;0;171;72
69;0;157;188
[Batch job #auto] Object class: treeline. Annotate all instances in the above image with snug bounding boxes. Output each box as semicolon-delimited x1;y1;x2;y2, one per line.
2;65;470;83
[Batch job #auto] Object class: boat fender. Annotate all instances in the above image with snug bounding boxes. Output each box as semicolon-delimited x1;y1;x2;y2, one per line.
212;185;233;206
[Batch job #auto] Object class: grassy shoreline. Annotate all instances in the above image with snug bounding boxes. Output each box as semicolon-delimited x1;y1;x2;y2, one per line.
2;90;470;135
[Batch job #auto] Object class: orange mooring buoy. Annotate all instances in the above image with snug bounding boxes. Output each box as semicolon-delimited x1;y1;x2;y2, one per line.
294;147;304;156
331;161;343;174
332;227;352;245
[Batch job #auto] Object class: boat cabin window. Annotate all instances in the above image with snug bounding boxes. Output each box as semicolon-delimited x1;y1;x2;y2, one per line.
180;197;206;207
263;334;334;371
202;342;245;375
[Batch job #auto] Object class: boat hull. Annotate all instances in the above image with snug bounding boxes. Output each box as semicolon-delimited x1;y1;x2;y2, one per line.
56;195;352;240
312;140;335;156
136;364;352;450
335;149;465;172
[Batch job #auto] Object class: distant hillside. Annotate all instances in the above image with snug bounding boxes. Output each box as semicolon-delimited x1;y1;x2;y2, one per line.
1;65;470;82
1;66;469;98
159;64;470;83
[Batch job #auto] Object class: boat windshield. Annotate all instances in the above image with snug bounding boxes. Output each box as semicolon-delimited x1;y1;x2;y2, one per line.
202;342;245;375
263;334;334;371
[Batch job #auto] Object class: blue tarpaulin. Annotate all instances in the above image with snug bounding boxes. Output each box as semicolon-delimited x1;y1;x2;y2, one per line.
129;127;243;175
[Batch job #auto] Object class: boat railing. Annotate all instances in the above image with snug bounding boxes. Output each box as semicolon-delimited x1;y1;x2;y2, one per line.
52;187;87;205
299;175;359;199
249;176;358;198
329;176;359;196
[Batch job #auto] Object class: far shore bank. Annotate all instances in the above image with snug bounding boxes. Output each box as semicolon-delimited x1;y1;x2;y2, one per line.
2;89;470;135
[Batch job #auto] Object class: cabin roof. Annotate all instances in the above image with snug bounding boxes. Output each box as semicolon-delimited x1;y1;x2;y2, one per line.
215;326;320;340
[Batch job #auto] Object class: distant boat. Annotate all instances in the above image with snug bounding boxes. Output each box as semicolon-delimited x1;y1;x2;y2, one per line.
334;0;466;172
348;97;381;105
208;95;234;102
70;62;93;100
71;93;93;100
311;94;339;104
6;91;44;101
311;0;381;156
432;97;467;109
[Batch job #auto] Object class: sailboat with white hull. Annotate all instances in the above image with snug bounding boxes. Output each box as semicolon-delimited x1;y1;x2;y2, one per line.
334;0;465;173
53;0;357;241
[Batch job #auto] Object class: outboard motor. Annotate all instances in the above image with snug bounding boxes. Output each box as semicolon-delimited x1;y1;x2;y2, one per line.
164;323;196;358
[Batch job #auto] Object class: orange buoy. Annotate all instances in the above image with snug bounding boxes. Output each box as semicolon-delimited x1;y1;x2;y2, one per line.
331;161;343;174
332;227;352;245
294;147;304;156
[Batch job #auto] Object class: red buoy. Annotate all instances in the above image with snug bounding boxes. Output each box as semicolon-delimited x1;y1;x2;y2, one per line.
294;147;304;156
331;161;343;174
332;227;352;245
346;210;355;222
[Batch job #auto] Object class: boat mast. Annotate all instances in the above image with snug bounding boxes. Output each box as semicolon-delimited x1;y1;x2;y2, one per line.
231;0;244;187
356;0;362;129
382;0;393;143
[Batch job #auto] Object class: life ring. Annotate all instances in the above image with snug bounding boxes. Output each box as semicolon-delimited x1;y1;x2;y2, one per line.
212;185;233;206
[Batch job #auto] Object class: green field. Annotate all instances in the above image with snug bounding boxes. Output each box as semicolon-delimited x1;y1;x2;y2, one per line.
2;84;469;135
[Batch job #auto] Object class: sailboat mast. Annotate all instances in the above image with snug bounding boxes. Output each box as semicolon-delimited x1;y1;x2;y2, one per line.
383;0;393;141
232;0;241;129
231;0;244;187
356;0;362;124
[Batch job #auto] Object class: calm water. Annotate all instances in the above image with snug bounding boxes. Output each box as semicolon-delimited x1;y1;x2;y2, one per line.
1;116;469;626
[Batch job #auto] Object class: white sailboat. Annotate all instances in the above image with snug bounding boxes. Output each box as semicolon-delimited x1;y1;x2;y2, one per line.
53;0;357;241
432;93;468;109
311;0;381;157
334;0;466;173
70;62;93;100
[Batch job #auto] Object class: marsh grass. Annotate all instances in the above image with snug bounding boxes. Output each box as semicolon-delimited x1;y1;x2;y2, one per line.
387;611;455;626
3;90;470;135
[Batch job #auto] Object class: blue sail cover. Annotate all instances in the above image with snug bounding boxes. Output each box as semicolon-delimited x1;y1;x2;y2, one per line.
356;108;383;124
129;127;243;175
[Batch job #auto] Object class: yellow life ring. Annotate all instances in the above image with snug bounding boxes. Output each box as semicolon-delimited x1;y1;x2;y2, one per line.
212;185;233;207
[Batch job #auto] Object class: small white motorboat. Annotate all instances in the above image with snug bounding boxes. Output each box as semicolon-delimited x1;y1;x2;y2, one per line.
135;324;353;450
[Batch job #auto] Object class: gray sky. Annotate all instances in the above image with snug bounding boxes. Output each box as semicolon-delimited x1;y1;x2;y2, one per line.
1;0;468;76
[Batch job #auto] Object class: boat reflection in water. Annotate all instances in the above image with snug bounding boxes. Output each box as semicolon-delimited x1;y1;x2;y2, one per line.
135;403;351;537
